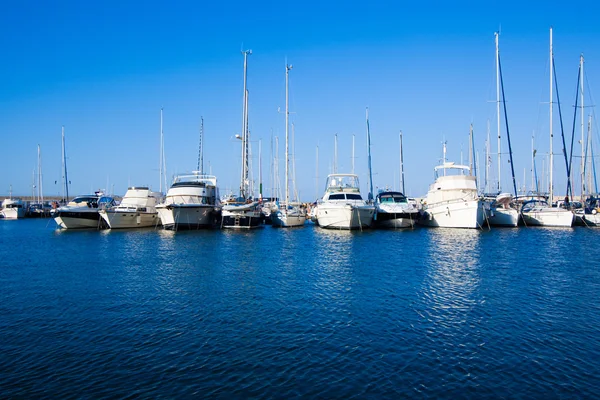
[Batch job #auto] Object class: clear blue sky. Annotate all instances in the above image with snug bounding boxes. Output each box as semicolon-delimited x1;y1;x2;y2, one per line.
2;1;600;201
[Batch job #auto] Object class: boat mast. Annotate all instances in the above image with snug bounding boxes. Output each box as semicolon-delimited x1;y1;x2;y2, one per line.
160;108;164;192
259;138;262;200
38;144;43;204
61;126;69;202
241;49;252;199
549;27;554;205
315;145;319;199
469;124;474;176
580;54;585;199
285;62;292;207
198;116;204;174
486;121;490;193
400;130;405;194
496;32;501;192
292;123;299;202
366;107;374;201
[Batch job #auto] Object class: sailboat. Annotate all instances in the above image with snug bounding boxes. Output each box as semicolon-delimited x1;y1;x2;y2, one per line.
521;28;574;227
486;32;519;227
27;145;52;217
271;62;306;227
221;49;264;229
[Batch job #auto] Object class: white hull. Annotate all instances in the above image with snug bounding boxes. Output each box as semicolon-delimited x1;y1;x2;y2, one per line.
271;210;306;227
1;208;25;219
488;207;519;227
580;212;600;226
316;204;375;229
420;199;486;229
54;214;103;229
157;205;217;230
100;211;160;229
521;208;574;227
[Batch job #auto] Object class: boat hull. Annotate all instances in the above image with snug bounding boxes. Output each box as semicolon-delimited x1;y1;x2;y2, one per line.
419;200;486;229
487;207;519;227
521;208;574;227
54;211;106;229
1;208;26;219
316;204;375;230
100;211;161;229
157;205;218;230
271;210;306;228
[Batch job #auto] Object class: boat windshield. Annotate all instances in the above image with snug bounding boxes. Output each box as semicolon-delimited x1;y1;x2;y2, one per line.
71;196;98;205
325;174;360;192
379;194;407;203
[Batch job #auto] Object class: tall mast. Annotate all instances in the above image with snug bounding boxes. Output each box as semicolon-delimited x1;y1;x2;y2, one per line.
315;145;319;199
240;49;252;198
549;27;554;205
160;108;164;192
61;126;69;202
486;121;491;193
38;144;43;204
496;32;501;192
400;130;405;194
532;132;535;192
258;138;262;199
285;62;292;206
580;54;585;199
366;107;374;201
292;123;298;202
198;116;204;174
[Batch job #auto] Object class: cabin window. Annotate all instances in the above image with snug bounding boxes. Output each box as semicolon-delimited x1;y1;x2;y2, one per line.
329;194;345;200
346;194;363;200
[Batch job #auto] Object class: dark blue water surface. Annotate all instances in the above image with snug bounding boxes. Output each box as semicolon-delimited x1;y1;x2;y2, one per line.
1;219;599;398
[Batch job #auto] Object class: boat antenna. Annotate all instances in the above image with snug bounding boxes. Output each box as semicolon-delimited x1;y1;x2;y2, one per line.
198;116;204;174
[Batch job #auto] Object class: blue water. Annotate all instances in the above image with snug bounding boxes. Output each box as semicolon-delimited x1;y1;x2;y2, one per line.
1;219;599;398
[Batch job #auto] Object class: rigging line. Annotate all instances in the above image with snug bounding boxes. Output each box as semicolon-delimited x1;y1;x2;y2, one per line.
552;54;572;199
568;65;581;199
498;54;518;197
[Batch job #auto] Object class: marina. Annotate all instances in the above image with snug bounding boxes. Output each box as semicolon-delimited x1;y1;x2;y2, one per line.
3;3;600;397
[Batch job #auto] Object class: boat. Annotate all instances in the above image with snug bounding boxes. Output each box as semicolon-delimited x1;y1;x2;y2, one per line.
520;28;573;227
314;173;375;229
486;32;519;227
520;199;574;227
485;193;519;227
221;49;264;229
271;62;306;228
1;187;26;219
156;173;221;230
27;145;52;218
373;190;420;228
52;191;116;229
419;143;486;229
100;187;163;229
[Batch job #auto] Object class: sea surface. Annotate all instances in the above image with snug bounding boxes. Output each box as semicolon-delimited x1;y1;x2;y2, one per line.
1;218;599;398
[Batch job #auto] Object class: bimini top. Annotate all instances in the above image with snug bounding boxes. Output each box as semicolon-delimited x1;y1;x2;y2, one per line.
434;162;471;173
376;191;408;204
324;174;360;193
171;172;217;187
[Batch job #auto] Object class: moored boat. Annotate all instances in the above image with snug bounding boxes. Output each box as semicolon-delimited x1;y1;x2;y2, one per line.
100;187;163;229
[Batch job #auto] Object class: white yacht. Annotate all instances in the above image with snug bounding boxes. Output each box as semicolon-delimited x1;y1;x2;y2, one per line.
314;174;375;230
485;193;519;227
520;199;574;227
419;149;486;229
156;173;220;230
100;187;163;229
1;198;26;219
53;193;116;229
373;191;420;229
